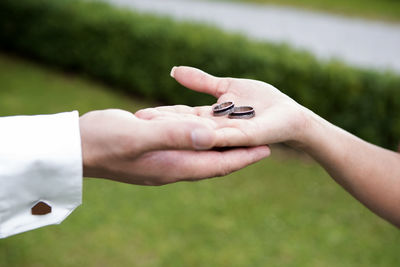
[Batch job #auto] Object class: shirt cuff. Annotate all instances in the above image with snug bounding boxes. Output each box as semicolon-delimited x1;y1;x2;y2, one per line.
0;111;83;238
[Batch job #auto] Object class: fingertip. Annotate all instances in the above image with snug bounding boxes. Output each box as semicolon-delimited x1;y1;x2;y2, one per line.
171;66;208;83
170;66;178;78
170;66;199;78
248;145;271;160
258;145;271;159
238;145;271;165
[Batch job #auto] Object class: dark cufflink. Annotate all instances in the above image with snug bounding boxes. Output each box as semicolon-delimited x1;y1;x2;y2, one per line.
31;201;52;215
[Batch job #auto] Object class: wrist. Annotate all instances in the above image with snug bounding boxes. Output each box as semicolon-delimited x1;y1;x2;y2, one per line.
79;115;97;178
287;106;325;151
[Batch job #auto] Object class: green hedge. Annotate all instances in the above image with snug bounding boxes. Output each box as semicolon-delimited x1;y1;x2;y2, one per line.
1;0;399;148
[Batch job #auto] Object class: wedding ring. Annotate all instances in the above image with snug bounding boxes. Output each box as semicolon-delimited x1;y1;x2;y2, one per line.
212;101;235;116
228;106;255;119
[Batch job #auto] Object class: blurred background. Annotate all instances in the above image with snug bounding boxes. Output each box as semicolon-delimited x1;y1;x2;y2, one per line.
0;0;399;266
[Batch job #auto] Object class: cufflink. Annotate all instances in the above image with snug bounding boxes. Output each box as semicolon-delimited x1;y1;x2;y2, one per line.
31;201;52;215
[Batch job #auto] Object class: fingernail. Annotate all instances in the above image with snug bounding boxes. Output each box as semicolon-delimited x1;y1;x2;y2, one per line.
191;128;214;150
170;66;177;78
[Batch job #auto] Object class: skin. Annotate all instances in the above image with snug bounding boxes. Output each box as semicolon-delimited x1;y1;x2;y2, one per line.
137;66;400;227
79;109;270;186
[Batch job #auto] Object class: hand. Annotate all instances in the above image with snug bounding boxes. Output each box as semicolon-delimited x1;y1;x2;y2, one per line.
79;109;270;185
137;67;400;227
165;66;312;148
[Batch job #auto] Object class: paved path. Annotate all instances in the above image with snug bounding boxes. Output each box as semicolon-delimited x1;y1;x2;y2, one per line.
107;0;400;72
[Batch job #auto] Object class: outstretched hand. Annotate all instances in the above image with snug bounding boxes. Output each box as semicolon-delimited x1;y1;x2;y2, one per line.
136;66;400;228
80;109;270;185
138;66;312;148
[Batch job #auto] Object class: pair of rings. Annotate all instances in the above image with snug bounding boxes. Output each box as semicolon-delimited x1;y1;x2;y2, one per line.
212;101;255;119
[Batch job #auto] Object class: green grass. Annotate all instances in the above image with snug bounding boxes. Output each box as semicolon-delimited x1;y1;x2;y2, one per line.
0;55;152;116
211;0;400;22
0;53;399;266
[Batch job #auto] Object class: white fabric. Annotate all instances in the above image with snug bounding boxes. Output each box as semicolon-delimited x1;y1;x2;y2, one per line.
0;111;82;238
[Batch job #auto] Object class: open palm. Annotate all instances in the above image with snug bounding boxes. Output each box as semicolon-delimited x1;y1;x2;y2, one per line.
138;66;309;148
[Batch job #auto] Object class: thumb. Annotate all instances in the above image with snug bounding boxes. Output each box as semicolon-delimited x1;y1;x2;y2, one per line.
170;66;227;98
139;120;216;151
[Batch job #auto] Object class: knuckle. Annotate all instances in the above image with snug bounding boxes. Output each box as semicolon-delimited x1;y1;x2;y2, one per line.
240;124;257;145
217;129;229;147
164;129;182;148
216;78;232;97
135;108;156;120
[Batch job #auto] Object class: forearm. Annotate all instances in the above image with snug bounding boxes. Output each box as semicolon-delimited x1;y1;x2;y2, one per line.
298;109;400;226
169;65;400;225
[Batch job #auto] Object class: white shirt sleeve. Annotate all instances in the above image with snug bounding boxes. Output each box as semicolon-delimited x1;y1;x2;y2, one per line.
0;111;83;238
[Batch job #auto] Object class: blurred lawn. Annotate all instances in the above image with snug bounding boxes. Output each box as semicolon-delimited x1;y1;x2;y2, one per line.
212;0;400;22
0;53;399;266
